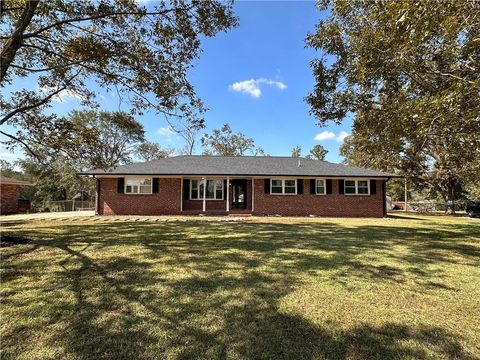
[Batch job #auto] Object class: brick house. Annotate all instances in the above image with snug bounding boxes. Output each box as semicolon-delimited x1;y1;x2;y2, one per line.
80;156;397;217
0;176;32;214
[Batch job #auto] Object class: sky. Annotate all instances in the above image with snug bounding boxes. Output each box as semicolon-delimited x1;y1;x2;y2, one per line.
1;1;353;164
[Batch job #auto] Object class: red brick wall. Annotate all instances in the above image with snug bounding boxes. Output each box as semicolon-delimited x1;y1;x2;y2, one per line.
1;184;20;214
253;179;385;217
98;177;385;217
99;178;181;215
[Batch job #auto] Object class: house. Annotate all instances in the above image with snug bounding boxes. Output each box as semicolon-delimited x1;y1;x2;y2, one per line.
0;176;32;214
79;156;397;217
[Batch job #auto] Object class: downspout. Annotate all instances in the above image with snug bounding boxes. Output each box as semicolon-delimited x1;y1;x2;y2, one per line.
94;175;100;216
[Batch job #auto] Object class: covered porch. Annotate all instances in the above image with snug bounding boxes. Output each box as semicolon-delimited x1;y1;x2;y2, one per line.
181;177;254;215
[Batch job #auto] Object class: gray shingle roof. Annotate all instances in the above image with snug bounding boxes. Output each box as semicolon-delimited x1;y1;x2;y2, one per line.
79;156;397;178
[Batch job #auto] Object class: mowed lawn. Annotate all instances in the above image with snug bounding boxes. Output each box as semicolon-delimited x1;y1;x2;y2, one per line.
1;215;479;360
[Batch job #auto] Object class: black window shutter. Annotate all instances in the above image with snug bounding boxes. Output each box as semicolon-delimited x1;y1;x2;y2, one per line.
297;179;303;194
117;178;125;193
310;179;316;194
223;179;227;199
264;179;270;194
326;179;332;194
152;178;159;193
183;179;190;199
370;179;376;195
338;179;344;195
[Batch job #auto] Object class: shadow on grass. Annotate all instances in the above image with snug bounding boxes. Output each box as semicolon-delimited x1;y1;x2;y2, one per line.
2;219;479;359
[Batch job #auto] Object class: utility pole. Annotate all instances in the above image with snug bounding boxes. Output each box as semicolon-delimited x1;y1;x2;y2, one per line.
404;177;408;212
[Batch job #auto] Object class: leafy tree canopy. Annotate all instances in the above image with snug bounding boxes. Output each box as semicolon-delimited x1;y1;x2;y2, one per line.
308;0;480;202
1;0;237;154
65;110;145;168
291;146;302;158
201;123;265;156
136;141;175;162
306;144;328;160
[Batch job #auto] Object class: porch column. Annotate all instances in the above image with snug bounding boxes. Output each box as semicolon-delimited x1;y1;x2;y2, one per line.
202;177;206;212
226;177;230;212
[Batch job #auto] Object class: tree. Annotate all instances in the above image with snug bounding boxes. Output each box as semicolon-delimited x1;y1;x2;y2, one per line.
306;144;328;160
307;0;480;207
62;110;145;168
17;153;95;211
291;146;302;158
200;124;264;156
1;1;237;155
136;141;175;162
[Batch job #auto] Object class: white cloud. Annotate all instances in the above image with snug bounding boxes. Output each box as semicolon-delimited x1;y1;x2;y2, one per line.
39;86;84;103
337;131;349;142
314;130;349;142
314;131;337;141
229;78;287;98
157;126;175;136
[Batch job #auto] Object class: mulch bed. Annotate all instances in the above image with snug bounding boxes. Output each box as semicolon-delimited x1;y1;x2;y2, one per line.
1;235;32;247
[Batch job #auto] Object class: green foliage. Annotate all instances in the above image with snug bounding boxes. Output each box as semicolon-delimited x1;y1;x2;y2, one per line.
136;141;175;162
291;146;302;158
16;155;95;210
1;0;237;154
308;0;480;202
66;110;145;168
201;123;265;156
306;144;328;160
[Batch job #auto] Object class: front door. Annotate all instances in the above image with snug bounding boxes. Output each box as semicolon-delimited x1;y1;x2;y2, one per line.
232;180;247;209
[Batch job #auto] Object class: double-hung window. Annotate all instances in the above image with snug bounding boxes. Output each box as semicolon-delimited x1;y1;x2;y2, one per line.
125;178;152;194
316;179;326;195
345;179;370;195
271;179;297;195
191;179;223;200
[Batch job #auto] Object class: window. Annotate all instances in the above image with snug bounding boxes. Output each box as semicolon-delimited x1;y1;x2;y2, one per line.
344;179;370;195
190;179;223;200
316;179;326;195
125;177;152;194
270;179;297;195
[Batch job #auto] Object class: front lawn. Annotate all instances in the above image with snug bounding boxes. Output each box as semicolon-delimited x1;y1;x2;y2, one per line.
1;215;479;359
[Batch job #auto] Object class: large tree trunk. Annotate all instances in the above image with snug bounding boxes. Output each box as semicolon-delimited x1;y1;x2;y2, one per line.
0;1;39;83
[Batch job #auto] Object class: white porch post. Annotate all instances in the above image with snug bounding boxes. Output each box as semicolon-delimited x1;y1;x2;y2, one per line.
226;177;230;212
252;178;255;212
202;177;206;212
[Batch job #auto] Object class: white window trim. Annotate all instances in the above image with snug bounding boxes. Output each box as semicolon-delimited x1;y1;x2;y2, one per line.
344;178;370;196
124;176;153;194
270;179;297;195
189;179;224;200
315;178;327;195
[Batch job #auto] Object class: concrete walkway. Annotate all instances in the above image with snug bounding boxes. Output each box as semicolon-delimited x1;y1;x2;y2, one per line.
0;211;249;224
0;211;95;222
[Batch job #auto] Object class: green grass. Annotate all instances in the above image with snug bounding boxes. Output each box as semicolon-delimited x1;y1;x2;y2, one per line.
1;215;479;360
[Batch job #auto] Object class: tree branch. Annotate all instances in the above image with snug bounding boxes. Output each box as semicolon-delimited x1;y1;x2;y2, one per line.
22;6;194;39
0;130;37;157
0;1;39;83
0;72;79;126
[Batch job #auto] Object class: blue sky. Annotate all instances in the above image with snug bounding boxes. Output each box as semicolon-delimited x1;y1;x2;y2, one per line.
1;1;353;163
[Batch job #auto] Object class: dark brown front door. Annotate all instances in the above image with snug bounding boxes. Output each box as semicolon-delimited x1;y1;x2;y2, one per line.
232;180;247;209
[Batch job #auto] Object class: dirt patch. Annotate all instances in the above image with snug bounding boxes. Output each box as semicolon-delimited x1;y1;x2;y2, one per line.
1;235;32;247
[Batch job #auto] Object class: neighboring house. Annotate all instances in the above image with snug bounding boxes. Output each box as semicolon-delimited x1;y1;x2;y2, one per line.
79;156;397;217
0;176;32;214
